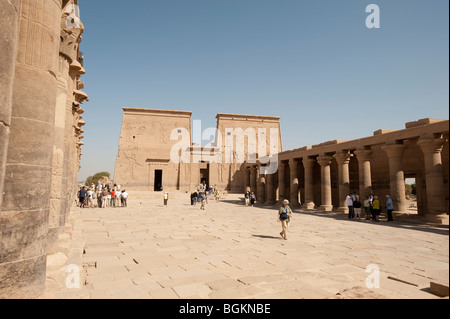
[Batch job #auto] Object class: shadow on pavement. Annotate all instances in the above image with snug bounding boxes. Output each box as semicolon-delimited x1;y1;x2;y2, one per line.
252;234;282;240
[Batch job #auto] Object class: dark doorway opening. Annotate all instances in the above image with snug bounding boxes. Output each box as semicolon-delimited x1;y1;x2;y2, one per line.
200;170;208;188
200;162;210;189
154;169;163;191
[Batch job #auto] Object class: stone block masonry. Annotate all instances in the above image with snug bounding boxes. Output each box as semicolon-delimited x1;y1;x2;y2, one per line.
0;0;88;298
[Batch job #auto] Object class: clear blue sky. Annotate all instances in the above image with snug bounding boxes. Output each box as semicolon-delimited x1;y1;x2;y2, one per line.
78;0;449;181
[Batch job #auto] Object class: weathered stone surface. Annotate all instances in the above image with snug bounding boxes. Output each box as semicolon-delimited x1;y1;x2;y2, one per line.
331;286;388;299
430;281;449;297
39;192;448;299
2;164;52;213
0;254;47;299
0;0;88;298
0;0;19;215
0;209;49;262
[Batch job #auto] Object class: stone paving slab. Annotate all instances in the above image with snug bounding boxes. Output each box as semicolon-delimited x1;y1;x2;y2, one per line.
43;191;449;299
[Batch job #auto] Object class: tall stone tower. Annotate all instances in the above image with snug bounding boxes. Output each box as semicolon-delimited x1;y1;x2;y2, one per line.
114;108;192;191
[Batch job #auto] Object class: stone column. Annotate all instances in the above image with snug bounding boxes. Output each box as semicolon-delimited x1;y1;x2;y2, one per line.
289;159;300;207
249;166;257;194
354;150;373;199
333;152;352;213
417;138;446;215
0;0;63;299
317;156;333;211
0;0;20;214
244;167;250;193
265;172;275;205
302;158;316;209
381;144;407;212
47;75;68;254
277;162;286;203
257;166;266;203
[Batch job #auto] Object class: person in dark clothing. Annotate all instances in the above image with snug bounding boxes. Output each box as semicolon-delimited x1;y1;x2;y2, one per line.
192;191;198;206
79;186;87;208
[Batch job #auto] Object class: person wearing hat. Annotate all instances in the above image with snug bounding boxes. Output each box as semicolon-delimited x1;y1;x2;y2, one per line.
278;199;293;240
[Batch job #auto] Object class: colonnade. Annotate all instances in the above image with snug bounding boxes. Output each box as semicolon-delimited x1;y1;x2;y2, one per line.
244;136;448;219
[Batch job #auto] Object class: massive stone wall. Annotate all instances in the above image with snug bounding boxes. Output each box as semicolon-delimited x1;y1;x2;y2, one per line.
113;109;283;193
114;108;193;190
212;113;283;193
0;0;87;298
0;0;20;214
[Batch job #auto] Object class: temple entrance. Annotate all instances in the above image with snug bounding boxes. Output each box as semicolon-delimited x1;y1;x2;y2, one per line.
154;169;163;191
200;162;210;188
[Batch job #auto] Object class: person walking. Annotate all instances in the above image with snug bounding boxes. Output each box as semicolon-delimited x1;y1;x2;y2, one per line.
372;196;381;222
278;199;293;240
214;189;220;201
121;190;128;207
100;188;107;208
96;189;103;208
353;195;362;220
163;192;169;207
244;192;250;207
192;191;198;206
385;195;394;221
200;192;206;210
111;189;116;207
78;187;87;208
107;190;111;207
364;195;372;220
369;194;375;220
346;194;354;219
87;188;94;208
115;189;121;207
250;192;256;207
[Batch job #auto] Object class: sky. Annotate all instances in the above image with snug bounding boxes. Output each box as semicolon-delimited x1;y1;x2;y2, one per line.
77;0;449;181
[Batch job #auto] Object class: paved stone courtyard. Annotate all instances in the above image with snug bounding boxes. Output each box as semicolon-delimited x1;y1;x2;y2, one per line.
43;191;449;299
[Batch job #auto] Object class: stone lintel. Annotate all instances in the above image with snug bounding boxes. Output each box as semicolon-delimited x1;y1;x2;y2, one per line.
216;113;281;122
312;140;348;149
122;107;192;118
405;118;446;129
373;129;397;136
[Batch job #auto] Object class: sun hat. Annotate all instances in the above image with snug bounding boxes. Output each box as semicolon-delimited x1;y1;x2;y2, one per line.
283;199;290;205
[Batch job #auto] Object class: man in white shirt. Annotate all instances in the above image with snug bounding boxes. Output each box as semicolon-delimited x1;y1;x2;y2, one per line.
346;194;354;219
87;189;94;208
121;190;128;207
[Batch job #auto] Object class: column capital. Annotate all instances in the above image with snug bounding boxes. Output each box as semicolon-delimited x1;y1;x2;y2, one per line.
289;158;298;169
333;152;352;165
381;144;407;158
317;155;333;167
302;157;316;168
417;138;445;154
354;149;373;161
278;161;287;169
